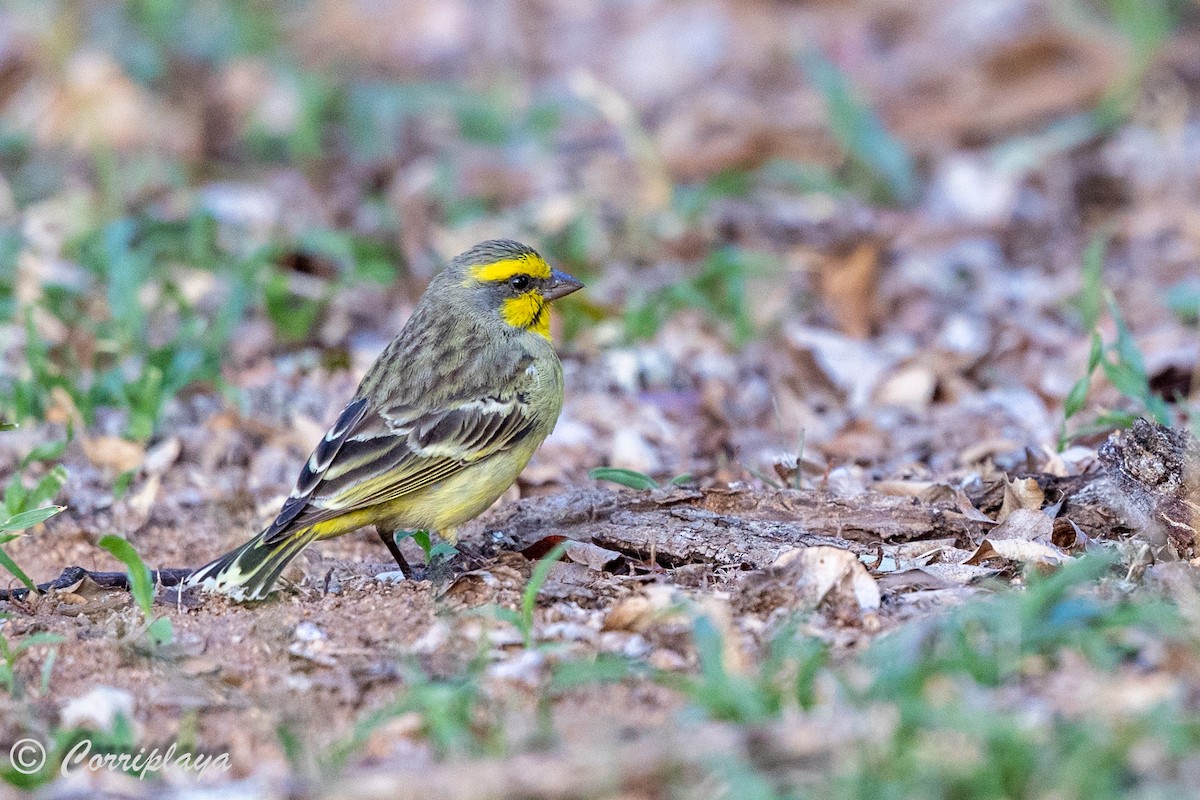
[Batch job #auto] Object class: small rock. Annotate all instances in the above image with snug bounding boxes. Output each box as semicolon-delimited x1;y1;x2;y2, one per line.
824;466;869;497
598;631;651;659
486;626;526;648
604;349;641;393
931;154;1019;225
487;650;545;688
648;649;688;672
541;622;597;643
937;314;989;358
610;428;660;474
141;436;181;475
875;364;937;411
409;622;450;655
284;674;314;692
292;621;326;642
60;686;135;732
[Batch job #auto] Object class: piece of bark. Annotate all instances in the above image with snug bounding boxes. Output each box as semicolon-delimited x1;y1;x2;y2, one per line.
477;487;985;571
1099;419;1200;558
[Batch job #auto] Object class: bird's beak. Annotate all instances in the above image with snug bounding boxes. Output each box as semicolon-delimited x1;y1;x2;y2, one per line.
543;268;584;302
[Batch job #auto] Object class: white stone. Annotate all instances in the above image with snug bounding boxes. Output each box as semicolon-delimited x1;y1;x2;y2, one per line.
60;686;135;732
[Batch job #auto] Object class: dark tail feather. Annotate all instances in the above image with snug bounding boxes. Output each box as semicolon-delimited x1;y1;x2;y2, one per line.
186;527;318;601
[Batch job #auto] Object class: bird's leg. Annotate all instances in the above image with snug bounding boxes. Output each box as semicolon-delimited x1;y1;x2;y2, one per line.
375;526;413;577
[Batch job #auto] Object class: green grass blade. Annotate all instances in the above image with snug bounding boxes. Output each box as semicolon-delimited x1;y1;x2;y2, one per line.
0;547;37;594
522;541;569;647
0;505;64;532
97;534;155;617
588;467;659;490
800;48;918;205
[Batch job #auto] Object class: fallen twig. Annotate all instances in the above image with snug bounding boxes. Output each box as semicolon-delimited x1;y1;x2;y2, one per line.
0;566;194;601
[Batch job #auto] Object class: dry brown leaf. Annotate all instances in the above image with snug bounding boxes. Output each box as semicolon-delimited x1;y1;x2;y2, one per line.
81;436;145;473
47;386;85;429
772;546;882;612
890;538;961;562
953;493;1000;525
919;562;1001;584
538;561;598;602
441;570;501;602
917;485;996;524
958;439;1022;466
875;568;951;592
439;554;530;610
602;585;683;632
988;507;1053;542
998;477;1045;521
784;324;895;410
817;240;881;339
125;473;161;526
965;538;1068;567
1052;518;1086;551
563;541;624;572
35;53;198;155
602;596;656;633
888;31;1119;147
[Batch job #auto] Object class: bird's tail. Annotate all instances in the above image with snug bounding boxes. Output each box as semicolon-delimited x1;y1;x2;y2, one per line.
186;527;319;601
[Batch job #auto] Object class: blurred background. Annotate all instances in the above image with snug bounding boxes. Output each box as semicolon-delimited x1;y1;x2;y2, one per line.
3;1;1200;794
2;0;1198;482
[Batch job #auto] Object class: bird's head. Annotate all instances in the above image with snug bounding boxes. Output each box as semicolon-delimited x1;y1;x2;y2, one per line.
442;239;583;340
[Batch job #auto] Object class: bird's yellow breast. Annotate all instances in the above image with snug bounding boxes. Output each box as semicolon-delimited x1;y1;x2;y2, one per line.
375;436;543;539
307;434;544;543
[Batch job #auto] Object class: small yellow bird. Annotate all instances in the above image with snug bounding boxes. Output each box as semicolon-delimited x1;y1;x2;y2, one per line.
187;240;583;600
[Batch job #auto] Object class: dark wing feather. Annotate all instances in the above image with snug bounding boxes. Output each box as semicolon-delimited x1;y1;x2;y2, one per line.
261;390;538;544
262;397;369;539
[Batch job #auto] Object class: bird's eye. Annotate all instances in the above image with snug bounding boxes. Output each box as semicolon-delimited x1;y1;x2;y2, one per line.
509;275;531;292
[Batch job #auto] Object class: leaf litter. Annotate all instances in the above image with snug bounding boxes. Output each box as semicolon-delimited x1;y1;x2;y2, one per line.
2;0;1200;796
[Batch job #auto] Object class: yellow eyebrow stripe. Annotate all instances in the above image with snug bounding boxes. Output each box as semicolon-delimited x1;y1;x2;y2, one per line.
467;255;552;283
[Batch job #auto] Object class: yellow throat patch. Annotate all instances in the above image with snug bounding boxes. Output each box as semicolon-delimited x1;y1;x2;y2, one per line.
466;255;554;340
501;293;550;339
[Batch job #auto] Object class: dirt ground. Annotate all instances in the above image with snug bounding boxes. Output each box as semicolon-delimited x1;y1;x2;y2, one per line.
2;0;1200;797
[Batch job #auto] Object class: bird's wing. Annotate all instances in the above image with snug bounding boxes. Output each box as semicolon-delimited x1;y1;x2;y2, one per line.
261;396;369;540
261;387;539;544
